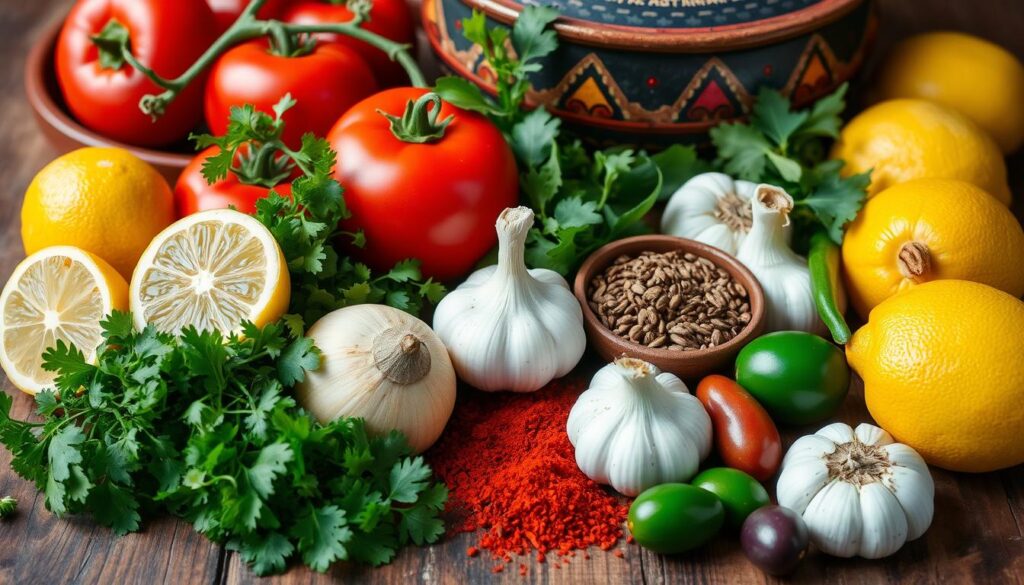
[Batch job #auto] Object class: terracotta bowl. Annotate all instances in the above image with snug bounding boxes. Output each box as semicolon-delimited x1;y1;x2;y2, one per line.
424;0;877;146
24;22;193;183
573;235;765;380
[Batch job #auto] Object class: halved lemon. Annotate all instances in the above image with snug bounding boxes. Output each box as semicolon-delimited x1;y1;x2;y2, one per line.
0;246;128;395
130;209;290;335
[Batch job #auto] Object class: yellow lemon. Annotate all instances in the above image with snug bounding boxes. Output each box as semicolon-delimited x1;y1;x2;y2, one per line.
22;147;176;280
842;179;1024;319
130;209;290;335
0;246;128;395
847;280;1024;472
875;32;1024;154
831;99;1011;205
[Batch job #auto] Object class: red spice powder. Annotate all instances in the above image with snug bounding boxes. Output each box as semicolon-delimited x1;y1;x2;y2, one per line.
426;378;629;562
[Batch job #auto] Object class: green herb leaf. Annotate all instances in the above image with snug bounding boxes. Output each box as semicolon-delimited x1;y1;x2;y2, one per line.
798;83;848;138
433;76;500;116
240;532;294;576
248;443;293;499
510;5;560;68
752;88;808;147
389;457;433;504
710;123;773;181
511;109;560;168
293;505;353;572
277;337;320;386
798;167;871;243
766;151;804;182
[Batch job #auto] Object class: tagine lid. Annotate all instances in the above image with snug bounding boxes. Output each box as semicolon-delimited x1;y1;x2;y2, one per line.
462;0;866;51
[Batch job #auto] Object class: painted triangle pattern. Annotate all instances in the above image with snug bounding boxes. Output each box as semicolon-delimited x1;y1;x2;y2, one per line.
784;34;842;105
673;58;752;124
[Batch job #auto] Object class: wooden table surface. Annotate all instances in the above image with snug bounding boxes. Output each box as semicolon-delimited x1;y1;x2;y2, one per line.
2;1;1023;583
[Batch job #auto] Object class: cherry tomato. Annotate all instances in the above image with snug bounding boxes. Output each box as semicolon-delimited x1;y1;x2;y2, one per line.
204;39;377;149
628;483;724;555
741;505;809;575
282;0;416;88
175;146;293;217
205;0;288;33
735;332;850;425
696;375;782;481
692;467;770;529
56;0;219;147
327;88;518;281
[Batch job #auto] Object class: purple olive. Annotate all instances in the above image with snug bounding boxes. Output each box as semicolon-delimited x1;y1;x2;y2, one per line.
740;505;809;575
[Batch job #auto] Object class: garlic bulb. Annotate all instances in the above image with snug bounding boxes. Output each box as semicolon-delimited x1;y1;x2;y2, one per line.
661;172;759;255
567;358;712;496
736;185;827;333
296;305;456;454
777;422;934;559
432;207;585;392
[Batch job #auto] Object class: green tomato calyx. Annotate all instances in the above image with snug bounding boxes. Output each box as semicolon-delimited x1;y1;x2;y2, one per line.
90;19;131;71
379;93;454;144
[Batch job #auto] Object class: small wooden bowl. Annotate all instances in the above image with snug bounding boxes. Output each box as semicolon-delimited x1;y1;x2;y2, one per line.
573;236;766;380
24;22;192;183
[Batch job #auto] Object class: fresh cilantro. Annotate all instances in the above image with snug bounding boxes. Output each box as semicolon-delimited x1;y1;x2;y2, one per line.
440;6;559;130
437;7;699;276
710;84;870;245
192;96;445;323
0;312;447;575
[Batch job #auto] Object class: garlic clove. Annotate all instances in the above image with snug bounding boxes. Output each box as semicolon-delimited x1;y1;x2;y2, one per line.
855;422;894;447
883;443;932;480
607;411;701;497
884;465;935;540
697;222;743;256
776;456;830;514
803;480;863;558
857;482;909;559
782;434;837;468
816;422;856;445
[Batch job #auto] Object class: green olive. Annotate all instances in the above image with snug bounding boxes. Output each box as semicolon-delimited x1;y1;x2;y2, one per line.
628;483;725;554
692;467;770;529
735;331;850;425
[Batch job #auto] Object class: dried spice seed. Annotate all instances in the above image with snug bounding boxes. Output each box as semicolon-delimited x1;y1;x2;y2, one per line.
587;250;752;351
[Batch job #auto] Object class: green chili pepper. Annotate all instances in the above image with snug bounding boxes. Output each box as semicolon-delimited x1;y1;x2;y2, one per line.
808;231;851;344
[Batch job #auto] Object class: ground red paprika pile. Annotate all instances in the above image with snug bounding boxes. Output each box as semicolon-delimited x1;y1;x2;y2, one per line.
426;378;630;570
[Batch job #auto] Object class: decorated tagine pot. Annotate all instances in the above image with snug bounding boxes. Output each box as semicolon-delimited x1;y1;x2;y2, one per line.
424;0;877;145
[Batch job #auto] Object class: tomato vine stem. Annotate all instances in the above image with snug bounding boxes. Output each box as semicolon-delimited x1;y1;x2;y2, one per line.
117;0;427;120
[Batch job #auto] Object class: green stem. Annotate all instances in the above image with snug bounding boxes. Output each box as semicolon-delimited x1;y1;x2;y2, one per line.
267;21;296;56
279;146;315;176
131;1;425;119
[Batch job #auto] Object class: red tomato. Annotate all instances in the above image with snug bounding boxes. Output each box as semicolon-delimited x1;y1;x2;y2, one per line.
205;39;377;149
282;0;416;88
327;88;518;281
175;146;294;217
56;0;218;147
696;375;783;482
205;0;288;33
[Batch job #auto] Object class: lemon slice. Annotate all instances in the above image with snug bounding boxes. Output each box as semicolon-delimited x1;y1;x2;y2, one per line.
130;209;290;335
0;246;128;395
